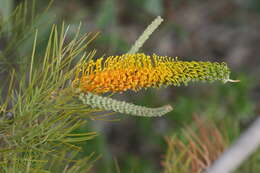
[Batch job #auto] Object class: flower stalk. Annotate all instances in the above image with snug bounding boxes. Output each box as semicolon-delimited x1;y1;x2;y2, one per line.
79;92;173;117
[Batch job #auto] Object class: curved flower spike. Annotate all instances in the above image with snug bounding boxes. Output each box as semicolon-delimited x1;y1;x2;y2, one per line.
79;92;173;117
73;53;234;94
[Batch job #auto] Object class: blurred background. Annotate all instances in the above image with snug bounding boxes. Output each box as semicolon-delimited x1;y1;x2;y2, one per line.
1;0;260;172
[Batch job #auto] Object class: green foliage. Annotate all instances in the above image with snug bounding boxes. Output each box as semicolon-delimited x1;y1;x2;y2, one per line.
0;1;100;171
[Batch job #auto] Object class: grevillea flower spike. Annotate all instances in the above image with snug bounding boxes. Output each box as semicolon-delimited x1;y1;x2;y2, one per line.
73;53;235;93
73;53;238;117
73;16;238;117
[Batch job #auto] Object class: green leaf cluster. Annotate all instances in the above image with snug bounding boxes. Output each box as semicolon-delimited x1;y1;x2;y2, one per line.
0;1;99;172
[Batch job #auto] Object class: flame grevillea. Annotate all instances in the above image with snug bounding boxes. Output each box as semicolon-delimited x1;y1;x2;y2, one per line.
73;53;231;94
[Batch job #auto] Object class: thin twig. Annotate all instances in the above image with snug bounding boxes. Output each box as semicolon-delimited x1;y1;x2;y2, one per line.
204;116;260;173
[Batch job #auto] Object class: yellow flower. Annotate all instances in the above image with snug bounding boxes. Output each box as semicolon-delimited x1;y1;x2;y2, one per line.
73;53;231;94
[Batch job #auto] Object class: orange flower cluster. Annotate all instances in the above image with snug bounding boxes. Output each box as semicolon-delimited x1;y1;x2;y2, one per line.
73;54;230;94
